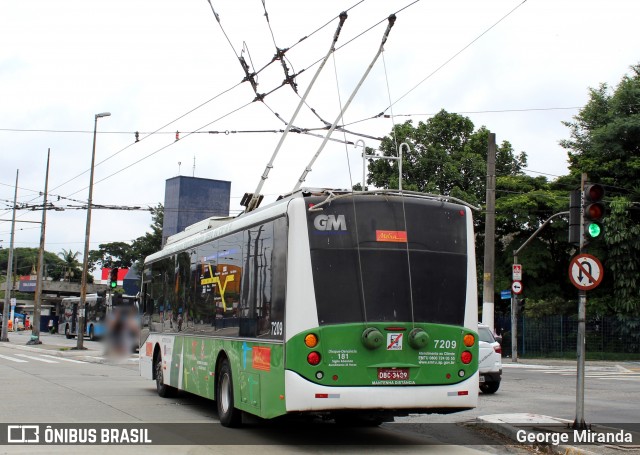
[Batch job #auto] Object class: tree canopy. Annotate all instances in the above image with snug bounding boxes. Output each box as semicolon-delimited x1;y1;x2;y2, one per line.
366;73;640;318
367;110;527;207
87;203;164;272
561;63;640;315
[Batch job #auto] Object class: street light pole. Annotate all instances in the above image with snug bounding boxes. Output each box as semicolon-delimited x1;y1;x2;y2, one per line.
510;210;569;362
76;112;110;350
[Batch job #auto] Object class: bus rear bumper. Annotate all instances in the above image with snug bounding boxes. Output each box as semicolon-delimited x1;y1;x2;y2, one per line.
284;370;478;413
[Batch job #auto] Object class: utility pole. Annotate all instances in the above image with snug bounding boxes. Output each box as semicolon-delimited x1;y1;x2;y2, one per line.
1;170;19;342
29;149;51;345
482;133;497;332
77;112;110;350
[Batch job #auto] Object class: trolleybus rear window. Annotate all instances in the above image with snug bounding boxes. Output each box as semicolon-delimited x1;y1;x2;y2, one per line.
306;197;468;326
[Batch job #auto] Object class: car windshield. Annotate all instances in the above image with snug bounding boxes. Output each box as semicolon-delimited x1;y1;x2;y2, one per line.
478;326;496;343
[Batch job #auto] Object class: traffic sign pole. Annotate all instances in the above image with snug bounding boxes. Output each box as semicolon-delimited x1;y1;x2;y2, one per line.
510;255;519;363
574;172;588;430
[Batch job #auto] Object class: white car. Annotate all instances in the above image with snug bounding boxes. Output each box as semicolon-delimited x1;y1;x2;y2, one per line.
478;323;502;394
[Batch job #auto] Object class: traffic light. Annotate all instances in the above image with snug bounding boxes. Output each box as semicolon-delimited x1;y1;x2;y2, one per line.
583;183;605;243
568;189;581;246
109;267;119;289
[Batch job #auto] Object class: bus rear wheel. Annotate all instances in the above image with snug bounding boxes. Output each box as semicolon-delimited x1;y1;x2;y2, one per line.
154;352;177;398
216;358;242;427
65;325;72;339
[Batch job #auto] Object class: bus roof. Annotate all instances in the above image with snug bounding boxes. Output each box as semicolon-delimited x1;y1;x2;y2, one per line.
144;188;476;265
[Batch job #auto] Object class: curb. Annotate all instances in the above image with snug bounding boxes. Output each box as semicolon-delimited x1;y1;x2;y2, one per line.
0;339;104;358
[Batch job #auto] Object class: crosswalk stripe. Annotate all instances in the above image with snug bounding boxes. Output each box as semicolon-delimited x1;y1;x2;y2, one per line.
40;354;86;364
533;367;640;381
14;353;58;363
0;354;28;363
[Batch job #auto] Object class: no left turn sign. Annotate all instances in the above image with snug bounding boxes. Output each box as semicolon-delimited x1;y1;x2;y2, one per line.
568;253;603;290
511;280;523;295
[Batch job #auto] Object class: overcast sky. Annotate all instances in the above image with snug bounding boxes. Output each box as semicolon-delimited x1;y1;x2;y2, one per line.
1;0;638;272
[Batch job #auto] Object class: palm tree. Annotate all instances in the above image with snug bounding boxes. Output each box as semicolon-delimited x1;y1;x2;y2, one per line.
58;248;80;282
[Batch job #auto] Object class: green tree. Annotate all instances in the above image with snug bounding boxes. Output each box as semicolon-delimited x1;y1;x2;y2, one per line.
57;248;82;281
88;241;137;272
367;111;553;315
86;204;164;273
130;203;164;268
561;64;640;190
0;247;70;283
367;111;527;208
560;63;640;315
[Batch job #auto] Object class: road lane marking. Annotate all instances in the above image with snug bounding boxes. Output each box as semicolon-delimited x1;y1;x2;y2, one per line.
14;354;58;363
536;368;640;381
0;354;28;363
40;354;86;364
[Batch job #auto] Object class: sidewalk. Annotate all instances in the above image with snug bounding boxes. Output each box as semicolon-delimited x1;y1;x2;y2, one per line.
0;330;108;362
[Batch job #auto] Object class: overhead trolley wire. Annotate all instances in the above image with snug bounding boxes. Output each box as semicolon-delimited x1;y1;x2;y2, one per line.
65;98;257;198
377;0;529;116
245;11;350;212
278;0;421;142
49;80;244;196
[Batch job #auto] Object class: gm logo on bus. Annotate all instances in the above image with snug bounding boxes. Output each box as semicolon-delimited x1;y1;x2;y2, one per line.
313;214;347;231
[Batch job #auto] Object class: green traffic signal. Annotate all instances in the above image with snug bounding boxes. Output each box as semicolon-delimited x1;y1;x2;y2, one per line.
582;183;605;245
110;280;117;289
586;222;602;238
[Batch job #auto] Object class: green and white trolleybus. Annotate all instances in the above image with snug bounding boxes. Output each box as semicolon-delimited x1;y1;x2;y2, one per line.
139;188;479;426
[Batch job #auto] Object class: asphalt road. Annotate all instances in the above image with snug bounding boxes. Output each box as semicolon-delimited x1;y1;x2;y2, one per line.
1;332;639;454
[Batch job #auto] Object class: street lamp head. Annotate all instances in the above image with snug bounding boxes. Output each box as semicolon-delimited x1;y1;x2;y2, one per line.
95;112;111;119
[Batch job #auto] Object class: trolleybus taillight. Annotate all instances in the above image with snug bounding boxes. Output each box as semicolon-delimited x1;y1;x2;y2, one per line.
460;351;473;364
463;333;475;347
307;352;321;366
304;333;318;348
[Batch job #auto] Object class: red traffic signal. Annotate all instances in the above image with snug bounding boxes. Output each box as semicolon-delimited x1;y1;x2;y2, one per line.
583;183;605;221
584;183;604;202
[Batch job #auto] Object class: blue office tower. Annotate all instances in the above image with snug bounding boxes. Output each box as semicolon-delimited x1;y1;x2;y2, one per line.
162;176;231;245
